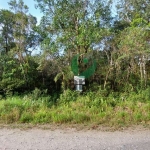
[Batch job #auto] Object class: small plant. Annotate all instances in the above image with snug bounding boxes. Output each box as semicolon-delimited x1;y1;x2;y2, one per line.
58;89;79;104
31;88;42;100
20;111;34;123
0;88;149;127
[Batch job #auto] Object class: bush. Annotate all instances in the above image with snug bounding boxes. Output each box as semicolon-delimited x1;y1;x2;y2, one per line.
0;88;149;127
58;89;79;104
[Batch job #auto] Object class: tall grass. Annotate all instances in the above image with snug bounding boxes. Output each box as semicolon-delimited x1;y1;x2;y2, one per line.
0;88;149;127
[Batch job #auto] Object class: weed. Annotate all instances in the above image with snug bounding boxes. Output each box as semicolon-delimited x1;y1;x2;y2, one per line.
0;89;149;127
20;111;34;123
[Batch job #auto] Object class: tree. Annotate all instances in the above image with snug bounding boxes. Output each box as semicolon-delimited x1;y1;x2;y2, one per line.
0;9;15;54
113;24;150;89
102;0;150;91
8;0;38;59
0;0;39;95
35;0;112;90
116;0;150;23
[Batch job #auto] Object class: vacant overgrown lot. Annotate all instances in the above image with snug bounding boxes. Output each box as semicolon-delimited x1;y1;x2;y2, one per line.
0;88;150;127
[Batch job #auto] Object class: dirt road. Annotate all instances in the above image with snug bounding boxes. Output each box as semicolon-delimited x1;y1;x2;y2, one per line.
0;127;150;150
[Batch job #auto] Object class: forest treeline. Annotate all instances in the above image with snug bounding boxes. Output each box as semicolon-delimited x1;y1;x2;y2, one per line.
0;0;150;97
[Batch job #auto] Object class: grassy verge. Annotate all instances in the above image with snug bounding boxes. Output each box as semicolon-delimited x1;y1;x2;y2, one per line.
0;89;150;128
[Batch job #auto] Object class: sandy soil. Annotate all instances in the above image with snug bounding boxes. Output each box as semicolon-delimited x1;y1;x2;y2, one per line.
0;125;150;150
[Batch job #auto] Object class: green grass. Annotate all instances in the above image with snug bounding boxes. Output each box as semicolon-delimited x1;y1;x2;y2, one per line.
0;89;149;128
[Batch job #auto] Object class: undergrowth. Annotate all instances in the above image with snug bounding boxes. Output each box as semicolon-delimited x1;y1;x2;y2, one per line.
0;88;149;127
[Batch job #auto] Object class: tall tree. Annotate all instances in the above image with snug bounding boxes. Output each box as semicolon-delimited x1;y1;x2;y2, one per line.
35;0;112;90
8;0;38;59
116;0;150;23
0;9;15;54
0;0;39;94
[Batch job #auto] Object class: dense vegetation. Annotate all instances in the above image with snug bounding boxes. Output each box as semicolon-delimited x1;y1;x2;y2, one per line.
0;0;150;126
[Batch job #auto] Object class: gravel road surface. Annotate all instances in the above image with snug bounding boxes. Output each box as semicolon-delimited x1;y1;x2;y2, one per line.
0;127;150;150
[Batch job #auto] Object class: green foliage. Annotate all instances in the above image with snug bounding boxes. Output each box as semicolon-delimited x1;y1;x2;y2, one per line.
31;88;43;100
0;0;150;95
0;0;150;129
117;0;150;22
20;111;34;123
0;88;149;127
58;89;79;104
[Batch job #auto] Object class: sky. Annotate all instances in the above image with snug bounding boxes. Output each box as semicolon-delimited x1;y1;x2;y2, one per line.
0;0;43;23
0;0;43;54
0;0;117;55
0;0;117;23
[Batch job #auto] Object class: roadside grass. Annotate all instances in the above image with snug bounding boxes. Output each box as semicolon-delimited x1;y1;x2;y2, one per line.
0;89;149;127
